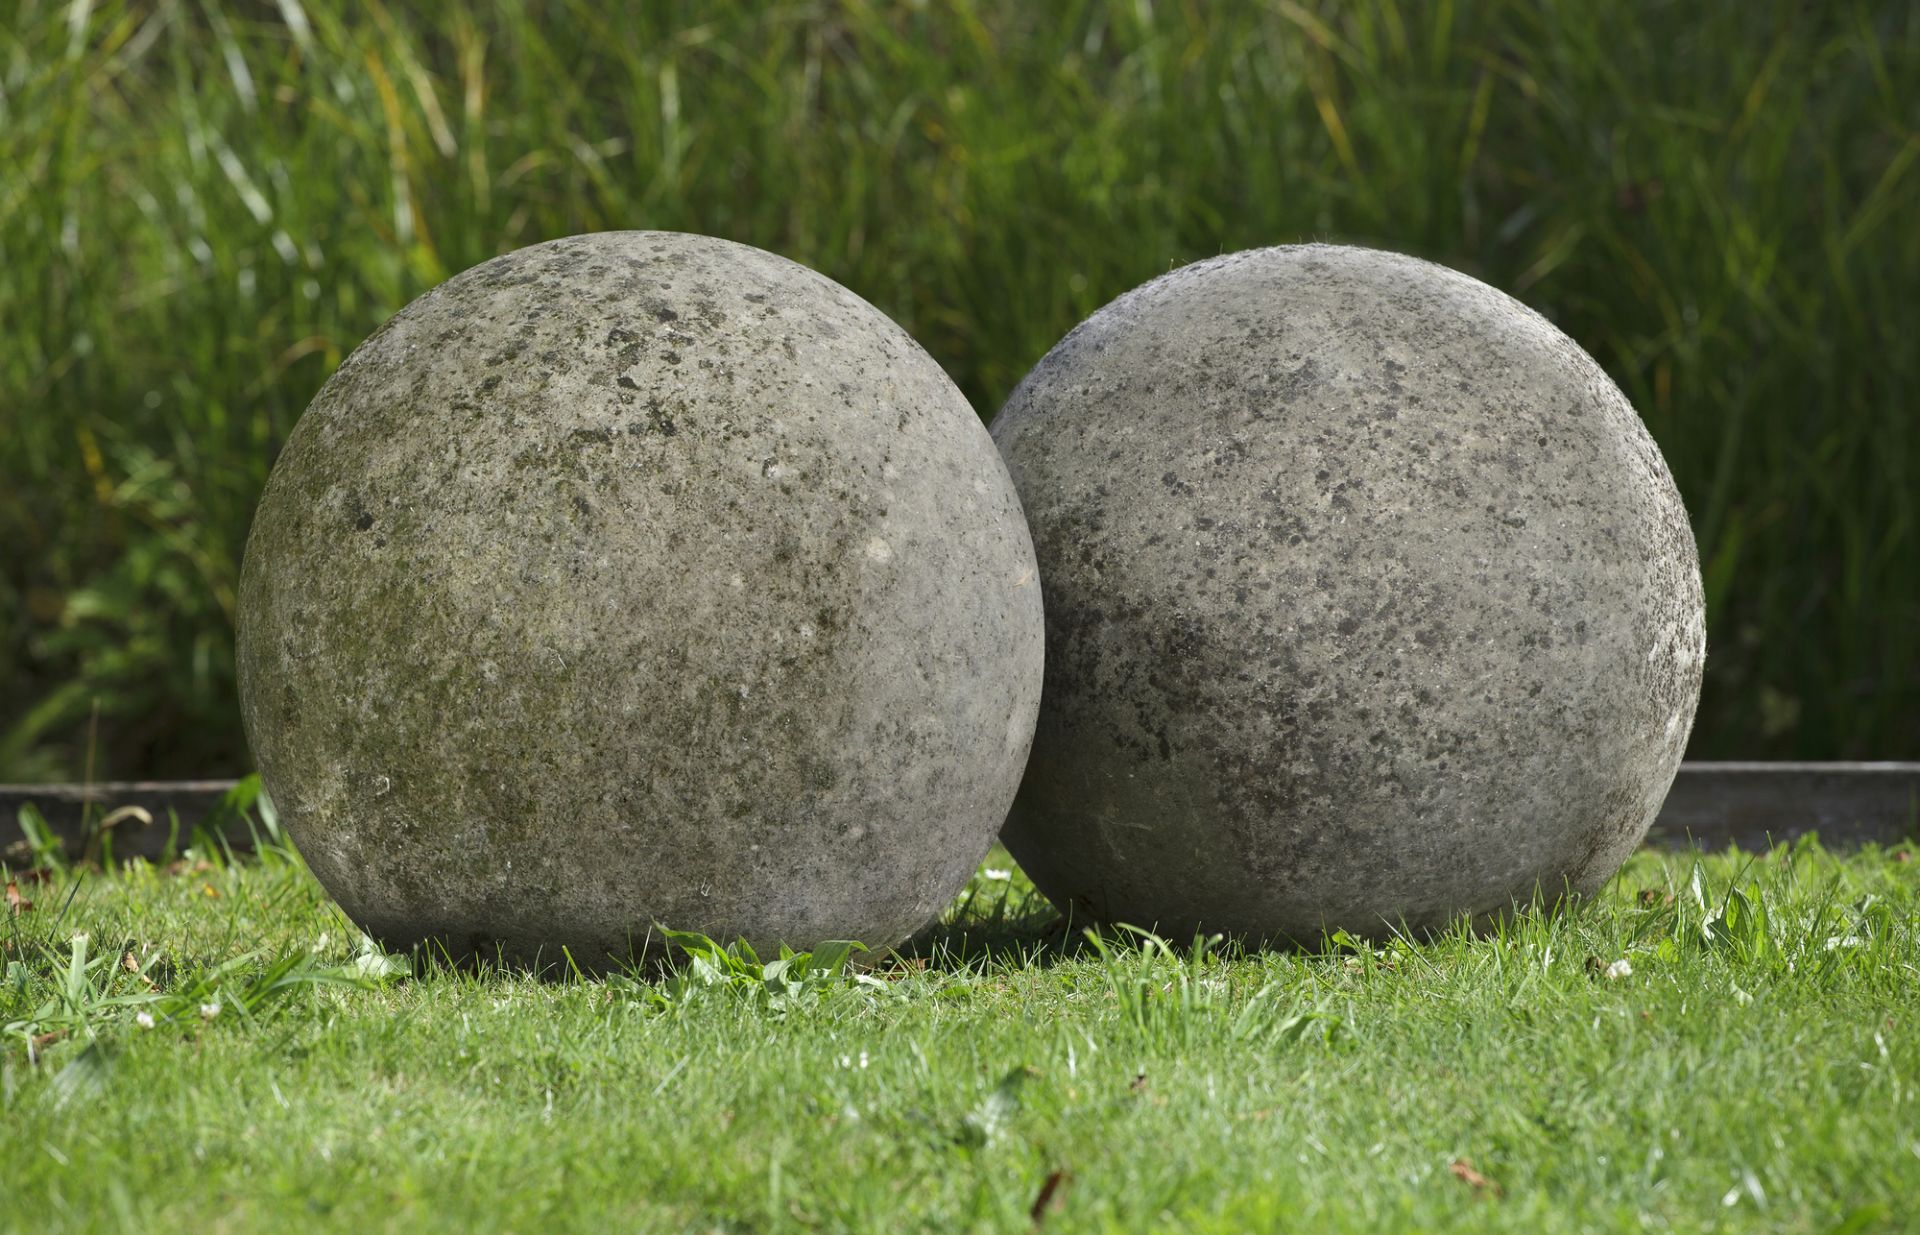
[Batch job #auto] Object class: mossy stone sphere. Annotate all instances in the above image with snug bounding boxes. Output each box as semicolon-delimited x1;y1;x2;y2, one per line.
237;231;1043;969
991;244;1704;942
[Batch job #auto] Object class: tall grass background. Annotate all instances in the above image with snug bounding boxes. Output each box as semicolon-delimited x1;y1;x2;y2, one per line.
1;0;1914;780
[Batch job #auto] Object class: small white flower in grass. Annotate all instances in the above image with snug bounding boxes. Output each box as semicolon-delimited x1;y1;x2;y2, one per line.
982;868;1012;882
1603;958;1633;981
135;1011;155;1029
200;1001;221;1020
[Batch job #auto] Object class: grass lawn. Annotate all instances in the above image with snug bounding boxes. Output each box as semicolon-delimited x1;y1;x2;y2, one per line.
3;832;1916;1233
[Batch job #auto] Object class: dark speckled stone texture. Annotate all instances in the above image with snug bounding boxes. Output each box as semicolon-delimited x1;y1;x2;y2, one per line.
236;231;1044;970
990;244;1704;942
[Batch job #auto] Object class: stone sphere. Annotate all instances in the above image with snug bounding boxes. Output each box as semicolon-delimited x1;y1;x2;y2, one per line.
990;244;1704;942
237;231;1043;969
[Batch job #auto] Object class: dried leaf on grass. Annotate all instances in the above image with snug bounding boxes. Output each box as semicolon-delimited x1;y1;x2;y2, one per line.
1029;1168;1070;1226
121;951;160;992
1449;1158;1501;1197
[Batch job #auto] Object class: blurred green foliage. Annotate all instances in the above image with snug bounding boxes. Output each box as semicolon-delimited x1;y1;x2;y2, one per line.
1;0;1914;779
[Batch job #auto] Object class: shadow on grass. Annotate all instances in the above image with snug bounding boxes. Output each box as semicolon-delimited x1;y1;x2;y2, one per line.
896;907;1089;971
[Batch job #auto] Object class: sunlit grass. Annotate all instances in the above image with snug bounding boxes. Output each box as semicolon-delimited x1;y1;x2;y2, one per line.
2;834;1916;1232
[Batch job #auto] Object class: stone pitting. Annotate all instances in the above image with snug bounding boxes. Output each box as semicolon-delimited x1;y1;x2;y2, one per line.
236;231;1045;970
990;243;1705;942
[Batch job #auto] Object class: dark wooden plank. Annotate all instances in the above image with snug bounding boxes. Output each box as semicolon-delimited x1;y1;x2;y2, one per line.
4;764;1917;864
1;780;245;864
1647;762;1919;850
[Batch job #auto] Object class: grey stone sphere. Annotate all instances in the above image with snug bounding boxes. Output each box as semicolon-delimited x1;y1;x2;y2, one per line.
236;231;1044;970
990;244;1704;942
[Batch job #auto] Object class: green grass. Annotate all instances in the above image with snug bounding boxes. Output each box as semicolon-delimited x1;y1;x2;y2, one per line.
2;0;1917;780
3;835;1917;1233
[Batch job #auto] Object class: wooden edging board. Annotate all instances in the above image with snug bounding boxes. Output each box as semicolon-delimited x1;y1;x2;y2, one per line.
2;764;1916;866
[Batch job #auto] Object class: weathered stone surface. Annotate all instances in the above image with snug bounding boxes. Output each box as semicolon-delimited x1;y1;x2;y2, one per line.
237;231;1044;969
990;244;1704;942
